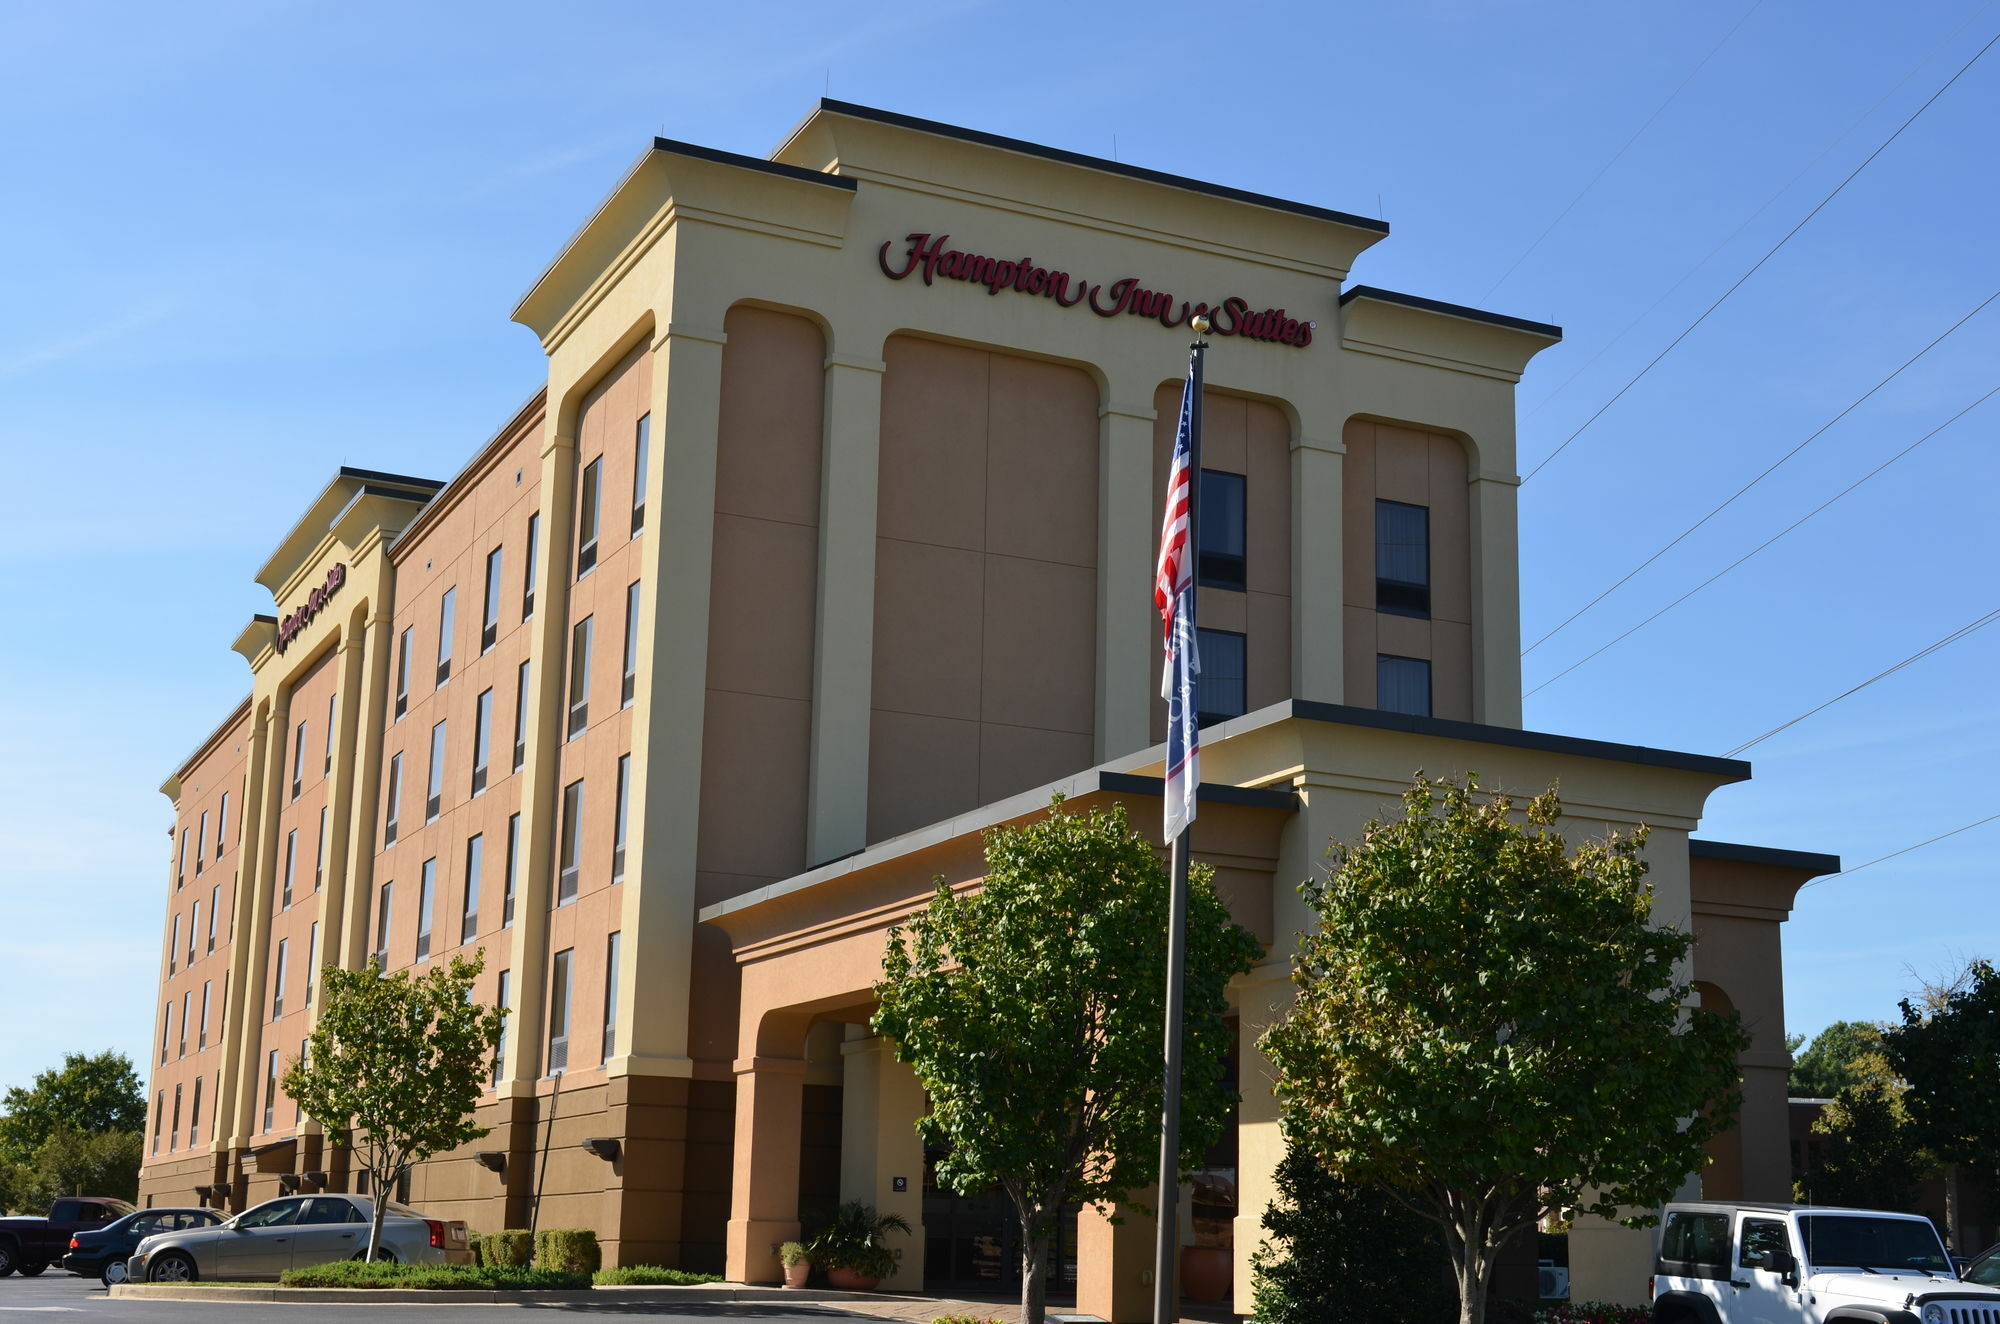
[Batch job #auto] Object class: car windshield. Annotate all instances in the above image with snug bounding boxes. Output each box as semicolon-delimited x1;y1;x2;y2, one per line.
1965;1250;2000;1287
1798;1215;1951;1274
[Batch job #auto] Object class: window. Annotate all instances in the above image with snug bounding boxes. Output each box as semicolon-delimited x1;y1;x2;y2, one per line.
325;693;336;774
461;834;483;946
548;948;573;1074
171;1084;181;1152
208;884;220;953
383;752;403;846
522;512;539;620
304;923;318;1008
1194;628;1247;726
622;580;640;707
395;627;413;719
576;457;602;577
481;547;503;652
215;793;229;858
179;991;190;1058
189;1077;201;1147
415;857;437;961
1197;469;1247;590
374;881;394;968
436;588;456;686
602;931;621;1064
196;812;208;875
502;814;519;928
178;827;189;887
1659;1211;1730;1280
567;617;592;739
153;1090;163;1151
263;1050;278;1132
314;807;328;891
169;913;182;975
1740;1219;1790;1270
612;755;630;884
468;688;493;797
558;780;584;905
272;938;289;1019
199;981;211;1050
630;414;650;536
281;829;297;910
189;900;200;966
426;720;447;821
1377;655;1432;717
291;720;306;800
1375;500;1431;618
492;969;511;1085
513;661;530;772
161;1001;173;1064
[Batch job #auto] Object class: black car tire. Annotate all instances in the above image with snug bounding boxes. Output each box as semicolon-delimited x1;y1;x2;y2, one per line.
17;1263;45;1277
0;1240;15;1277
146;1252;198;1284
350;1249;397;1263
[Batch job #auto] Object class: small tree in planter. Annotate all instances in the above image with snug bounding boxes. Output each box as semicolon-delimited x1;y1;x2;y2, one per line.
778;1241;811;1288
806;1202;910;1290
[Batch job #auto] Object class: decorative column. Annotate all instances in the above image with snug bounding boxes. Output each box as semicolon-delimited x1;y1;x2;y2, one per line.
724;1055;807;1284
1469;470;1523;727
1291;432;1345;704
837;1034;925;1288
227;695;289;1147
805;349;886;865
1230;962;1296;1299
1095;398;1157;762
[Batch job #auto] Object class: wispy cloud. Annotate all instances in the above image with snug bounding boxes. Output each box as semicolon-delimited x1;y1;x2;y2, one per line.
0;301;174;377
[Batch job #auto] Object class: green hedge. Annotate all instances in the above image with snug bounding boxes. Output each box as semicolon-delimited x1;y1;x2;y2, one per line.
591;1264;724;1285
534;1228;601;1274
483;1229;533;1267
279;1262;590;1290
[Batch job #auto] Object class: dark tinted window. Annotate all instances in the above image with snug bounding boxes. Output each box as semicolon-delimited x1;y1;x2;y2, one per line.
1194;628;1246;726
235;1199;305;1228
127;1214;161;1236
302;1197;363;1225
1966;1249;2000;1287
1740;1218;1790;1268
1659;1212;1730;1279
1375;499;1430;617
1197;470;1246;590
1798;1214;1948;1274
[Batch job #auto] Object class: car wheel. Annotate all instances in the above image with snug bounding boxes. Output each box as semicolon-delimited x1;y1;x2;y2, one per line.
350;1249;397;1263
17;1263;46;1277
102;1260;129;1287
147;1252;199;1284
0;1241;15;1277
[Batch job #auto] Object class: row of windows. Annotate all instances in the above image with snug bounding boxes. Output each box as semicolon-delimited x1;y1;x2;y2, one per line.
544;933;620;1075
159;976;222;1065
288;691;339;803
176;790;233;888
268;922;319;1020
152;1076;203;1154
373;815;524;970
1190;629;1432;723
166;883;225;976
1191;479;1437;627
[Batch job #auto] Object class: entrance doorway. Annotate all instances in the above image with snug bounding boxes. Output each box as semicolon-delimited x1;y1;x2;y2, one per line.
921;1143;1079;1298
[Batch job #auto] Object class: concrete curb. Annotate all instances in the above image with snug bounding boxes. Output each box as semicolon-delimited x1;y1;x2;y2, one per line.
108;1281;927;1307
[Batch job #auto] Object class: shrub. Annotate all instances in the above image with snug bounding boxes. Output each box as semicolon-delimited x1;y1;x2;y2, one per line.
806;1201;909;1281
1532;1304;1654;1324
778;1240;809;1268
933;1316;1006;1324
279;1262;590;1290
535;1227;601;1274
1250;1143;1458;1324
466;1232;484;1267
592;1265;724;1285
484;1229;532;1267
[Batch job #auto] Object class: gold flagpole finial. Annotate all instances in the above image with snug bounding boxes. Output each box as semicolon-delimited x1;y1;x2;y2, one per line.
1189;313;1212;335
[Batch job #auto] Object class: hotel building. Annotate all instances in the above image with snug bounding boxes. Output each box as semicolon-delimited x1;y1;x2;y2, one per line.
141;100;1832;1315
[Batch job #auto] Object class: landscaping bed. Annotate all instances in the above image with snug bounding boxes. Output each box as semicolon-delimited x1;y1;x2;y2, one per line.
281;1262;592;1290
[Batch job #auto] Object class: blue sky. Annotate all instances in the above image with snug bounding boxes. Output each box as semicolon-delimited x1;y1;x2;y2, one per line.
2;0;1995;1095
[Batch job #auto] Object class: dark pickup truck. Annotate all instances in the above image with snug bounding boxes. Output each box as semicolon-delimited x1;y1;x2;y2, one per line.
0;1197;135;1278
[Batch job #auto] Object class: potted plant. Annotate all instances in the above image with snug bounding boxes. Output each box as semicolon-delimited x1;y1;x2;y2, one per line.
779;1240;811;1289
806;1201;911;1291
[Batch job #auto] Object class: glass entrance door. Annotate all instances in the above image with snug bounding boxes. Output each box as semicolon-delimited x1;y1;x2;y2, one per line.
921;1144;1078;1296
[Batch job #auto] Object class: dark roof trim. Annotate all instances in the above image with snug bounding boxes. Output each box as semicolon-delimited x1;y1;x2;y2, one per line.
1690;838;1841;875
1097;770;1299;813
251;613;278;625
653;134;857;190
807;99;1390;235
1288;700;1750;780
1341;285;1562;339
336;466;445;492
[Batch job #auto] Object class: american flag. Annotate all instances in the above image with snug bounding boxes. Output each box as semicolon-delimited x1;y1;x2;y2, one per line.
1156;363;1199;843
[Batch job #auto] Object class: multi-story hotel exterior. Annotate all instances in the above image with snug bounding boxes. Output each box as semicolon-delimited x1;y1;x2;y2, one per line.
141;100;1834;1315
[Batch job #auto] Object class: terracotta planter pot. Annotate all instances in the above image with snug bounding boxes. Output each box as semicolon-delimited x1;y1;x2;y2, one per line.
782;1260;810;1288
1181;1244;1231;1304
826;1266;881;1291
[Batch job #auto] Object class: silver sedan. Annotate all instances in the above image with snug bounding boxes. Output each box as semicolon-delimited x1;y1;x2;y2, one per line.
128;1194;471;1282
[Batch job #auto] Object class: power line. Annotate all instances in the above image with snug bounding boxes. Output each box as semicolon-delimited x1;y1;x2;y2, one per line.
1724;605;2000;757
1481;0;1766;302
1802;811;2000;889
1523;286;2000;659
1523;380;2000;697
1519;1;1996;426
1520;27;2000;483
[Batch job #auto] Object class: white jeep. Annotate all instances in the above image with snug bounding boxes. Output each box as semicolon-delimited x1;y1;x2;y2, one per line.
1652;1201;2000;1324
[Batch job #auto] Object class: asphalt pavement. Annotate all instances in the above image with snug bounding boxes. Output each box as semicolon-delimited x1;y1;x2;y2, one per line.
0;1272;903;1322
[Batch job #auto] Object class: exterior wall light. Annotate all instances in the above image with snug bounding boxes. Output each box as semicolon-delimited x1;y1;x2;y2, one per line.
475;1151;508;1175
582;1137;620;1162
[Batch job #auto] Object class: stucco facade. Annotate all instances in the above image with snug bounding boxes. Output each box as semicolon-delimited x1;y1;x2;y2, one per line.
140;100;1833;1314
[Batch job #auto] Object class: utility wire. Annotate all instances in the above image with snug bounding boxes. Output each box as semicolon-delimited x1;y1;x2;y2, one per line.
1481;0;1766;302
1523;286;2000;659
1801;811;2000;889
1523;380;2000;697
1520;28;2000;483
1520;1;1995;425
1724;605;2000;757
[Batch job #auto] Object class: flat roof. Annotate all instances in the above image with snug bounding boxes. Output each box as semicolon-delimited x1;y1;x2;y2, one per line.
799;98;1391;236
1340;285;1563;339
1690;838;1841;875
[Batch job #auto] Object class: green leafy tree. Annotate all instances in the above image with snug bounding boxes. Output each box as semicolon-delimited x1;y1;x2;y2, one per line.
1796;1050;1925;1211
1261;776;1748;1324
1789;1021;1884;1099
872;797;1261;1324
0;1051;146;1168
1885;959;2000;1248
12;1126;144;1211
283;953;505;1261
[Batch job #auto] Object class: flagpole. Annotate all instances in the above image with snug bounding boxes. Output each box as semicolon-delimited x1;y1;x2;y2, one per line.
1152;319;1207;1324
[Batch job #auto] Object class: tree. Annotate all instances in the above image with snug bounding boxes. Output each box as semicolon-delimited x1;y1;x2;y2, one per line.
283;953;505;1261
10;1127;144;1212
872;797;1261;1324
1261;776;1748;1324
0;1051;146;1169
1796;1050;1925;1211
1789;1021;1884;1099
1885;958;2000;1249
